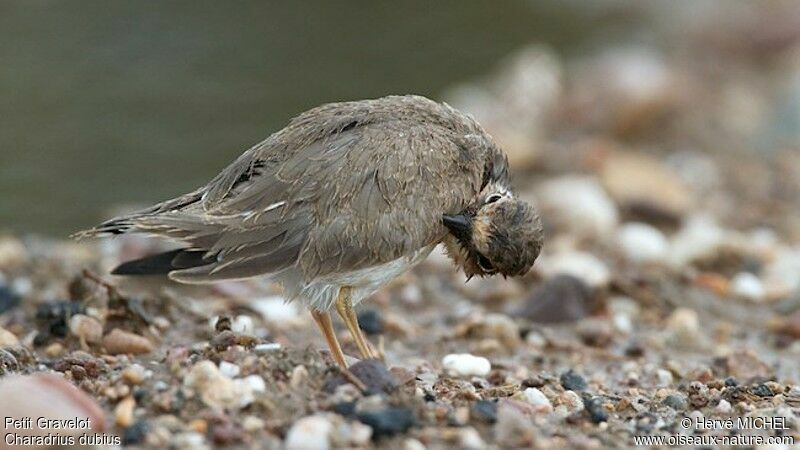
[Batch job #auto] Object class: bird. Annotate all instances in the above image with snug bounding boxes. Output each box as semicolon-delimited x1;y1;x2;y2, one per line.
76;95;544;368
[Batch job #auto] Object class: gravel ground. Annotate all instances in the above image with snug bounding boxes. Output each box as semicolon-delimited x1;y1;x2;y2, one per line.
3;2;800;449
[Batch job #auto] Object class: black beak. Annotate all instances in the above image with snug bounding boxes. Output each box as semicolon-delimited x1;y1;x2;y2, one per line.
442;213;472;243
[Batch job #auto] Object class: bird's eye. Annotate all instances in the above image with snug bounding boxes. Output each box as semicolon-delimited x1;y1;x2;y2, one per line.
477;253;496;274
486;194;503;204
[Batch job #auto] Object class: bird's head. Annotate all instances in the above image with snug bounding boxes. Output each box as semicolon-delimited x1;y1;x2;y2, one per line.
442;185;543;279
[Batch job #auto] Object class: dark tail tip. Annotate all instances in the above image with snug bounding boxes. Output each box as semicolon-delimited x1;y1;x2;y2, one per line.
111;249;210;276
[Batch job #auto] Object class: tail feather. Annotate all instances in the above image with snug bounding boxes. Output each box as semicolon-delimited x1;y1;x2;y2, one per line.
111;249;211;275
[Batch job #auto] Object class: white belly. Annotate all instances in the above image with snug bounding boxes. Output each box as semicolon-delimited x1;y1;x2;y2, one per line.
276;245;435;310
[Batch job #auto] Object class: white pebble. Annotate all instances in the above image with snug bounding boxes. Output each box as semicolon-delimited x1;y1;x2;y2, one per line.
285;415;333;450
616;222;668;263
184;361;255;410
243;375;266;393
522;387;553;412
668;215;728;268
218;361;241;378
442;353;491;377
730;272;765;302
459;427;486;450
231;315;255;334
716;399;732;414
403;438;427;450
253;342;282;353
538;250;610;287
250;296;300;323
537;176;618;239
656;369;673;387
666;307;700;341
0;327;19;347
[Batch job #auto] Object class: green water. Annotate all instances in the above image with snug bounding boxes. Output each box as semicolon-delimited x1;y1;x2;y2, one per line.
0;1;606;235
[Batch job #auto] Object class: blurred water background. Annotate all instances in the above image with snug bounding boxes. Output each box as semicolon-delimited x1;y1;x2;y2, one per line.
0;0;623;235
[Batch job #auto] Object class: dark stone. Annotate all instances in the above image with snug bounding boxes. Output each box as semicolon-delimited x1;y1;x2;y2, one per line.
662;394;687;410
323;359;398;395
724;377;738;387
582;394;609;423
751;384;773;397
35;301;86;340
517;275;594;324
560;369;588;391
122;421;149;445
0;285;20;314
357;309;384;335
333;401;356;417
356;407;415;438
472;400;498;423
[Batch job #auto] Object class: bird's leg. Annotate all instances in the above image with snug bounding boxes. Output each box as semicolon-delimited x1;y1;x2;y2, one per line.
335;286;377;360
310;309;348;368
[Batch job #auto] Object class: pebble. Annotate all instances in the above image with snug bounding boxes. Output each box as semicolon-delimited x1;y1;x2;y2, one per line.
324;359;398;394
230;315;255;334
663;394;687;410
103;329;154;355
582;394;609;423
403;438;427;450
560;369;588;391
459;427;486;450
666;307;700;341
0;284;21;314
577;318;614;347
460;313;520;347
656;369;673;387
536;176;618;239
0;327;19;347
184;361;256;410
243;375;266;393
716;399;733;414
253;342;282;353
250;296;299;323
601;150;692;218
218;361;240;378
472;400;498;423
616;222;669;263
115;396;136;428
518;274;593;323
730;272;765;302
538;250;610;287
763;248;800;296
122;364;148;385
521;387;553;412
356;407;415;437
442;353;491;377
668;215;728;267
285;415;333;450
357;309;384;335
69;314;103;344
558;390;585;413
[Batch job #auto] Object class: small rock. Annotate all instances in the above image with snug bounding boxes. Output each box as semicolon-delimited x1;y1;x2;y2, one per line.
716;399;733;414
517;274;594;324
231;315;255;334
184;361;256;410
577;318;614;347
472;400;498;423
521;388;552;412
656;369;673;387
323;359;398;394
0;284;21;314
663;394;687;410
458;313;520;347
285;415;333;450
243;375;266;393
730;272;765;302
103;329;154;355
558;390;585;413
538;250;611;288
357;309;384;335
601;150;692;219
122;364;148;385
253;342;282;353
218;361;240;378
122;421;149;445
536;176;619;239
616;222;669;263
357;407;415;437
582;394;609;423
403;438;427;450
69;314;103;344
250;296;299;323
290;365;309;389
666;307;700;342
459;427;486;450
442;354;491;377
0;327;19;347
719;350;773;381
668;215;729;268
560;369;588;391
115;396;136;428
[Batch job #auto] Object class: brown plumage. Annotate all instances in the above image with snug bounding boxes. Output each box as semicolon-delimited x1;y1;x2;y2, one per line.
76;95;543;367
